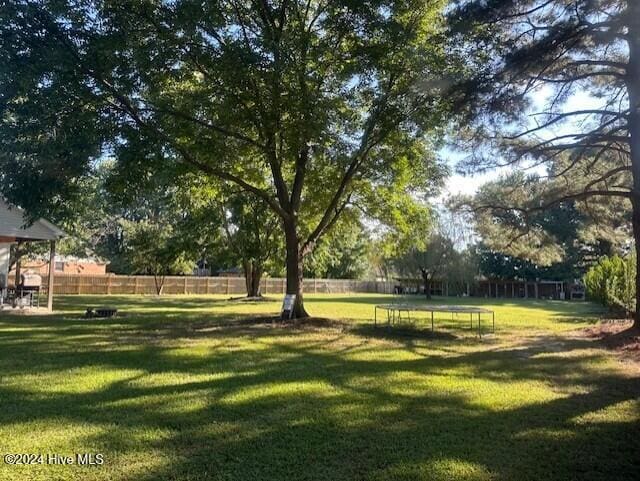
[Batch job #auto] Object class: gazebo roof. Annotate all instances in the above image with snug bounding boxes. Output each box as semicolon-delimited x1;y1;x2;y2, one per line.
0;198;65;242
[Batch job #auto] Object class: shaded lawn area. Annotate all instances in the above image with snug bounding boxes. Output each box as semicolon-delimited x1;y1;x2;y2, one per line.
0;294;638;481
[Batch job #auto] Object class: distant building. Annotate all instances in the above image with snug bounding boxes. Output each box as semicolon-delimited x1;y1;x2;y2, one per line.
216;267;243;277
10;255;108;276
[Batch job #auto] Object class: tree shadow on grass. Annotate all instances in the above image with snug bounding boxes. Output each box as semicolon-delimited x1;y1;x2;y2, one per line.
0;313;638;481
351;324;459;342
306;294;597;310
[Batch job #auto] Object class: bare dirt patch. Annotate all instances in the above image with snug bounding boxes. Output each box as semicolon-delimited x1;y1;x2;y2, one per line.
231;315;347;330
579;320;640;365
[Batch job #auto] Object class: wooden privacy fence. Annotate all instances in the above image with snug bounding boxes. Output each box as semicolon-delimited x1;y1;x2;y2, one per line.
48;274;393;296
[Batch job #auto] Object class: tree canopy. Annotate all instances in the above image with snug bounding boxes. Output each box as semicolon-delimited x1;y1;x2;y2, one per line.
464;171;630;277
0;0;451;317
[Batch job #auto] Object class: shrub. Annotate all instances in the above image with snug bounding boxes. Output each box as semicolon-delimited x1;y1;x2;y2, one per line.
584;253;636;315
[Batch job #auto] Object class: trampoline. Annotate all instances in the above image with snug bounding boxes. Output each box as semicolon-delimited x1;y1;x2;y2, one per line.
374;304;495;337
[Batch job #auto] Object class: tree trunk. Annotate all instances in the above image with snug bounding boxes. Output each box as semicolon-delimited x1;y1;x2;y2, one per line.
154;275;165;295
14;256;21;287
628;3;640;329
13;240;25;286
243;260;263;297
421;270;431;299
283;220;309;319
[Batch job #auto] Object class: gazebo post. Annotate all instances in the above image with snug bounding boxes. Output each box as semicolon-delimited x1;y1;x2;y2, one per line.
47;240;56;311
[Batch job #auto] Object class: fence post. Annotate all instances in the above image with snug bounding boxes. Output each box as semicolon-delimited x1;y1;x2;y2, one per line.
106;275;111;295
184;276;188;295
226;277;230;295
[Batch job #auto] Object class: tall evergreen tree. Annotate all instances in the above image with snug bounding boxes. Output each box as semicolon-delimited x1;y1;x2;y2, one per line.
448;0;640;326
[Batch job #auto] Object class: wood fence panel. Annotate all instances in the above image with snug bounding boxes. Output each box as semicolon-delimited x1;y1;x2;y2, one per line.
49;274;388;295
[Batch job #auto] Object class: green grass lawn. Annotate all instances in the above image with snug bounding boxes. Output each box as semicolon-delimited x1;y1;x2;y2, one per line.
0;294;638;481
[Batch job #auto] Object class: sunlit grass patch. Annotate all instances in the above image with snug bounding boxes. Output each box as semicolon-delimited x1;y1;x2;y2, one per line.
572;399;640;425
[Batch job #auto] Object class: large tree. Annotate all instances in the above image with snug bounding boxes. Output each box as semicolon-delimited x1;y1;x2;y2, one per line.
176;182;284;298
304;216;371;280
447;0;640;327
65;160;284;297
125;220;196;295
394;233;457;298
0;0;451;318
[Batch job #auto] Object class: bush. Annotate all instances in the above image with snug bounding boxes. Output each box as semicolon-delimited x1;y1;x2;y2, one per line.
584;253;636;315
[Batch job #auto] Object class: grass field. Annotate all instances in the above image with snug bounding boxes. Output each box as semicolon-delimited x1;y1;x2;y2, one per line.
0;294;638;481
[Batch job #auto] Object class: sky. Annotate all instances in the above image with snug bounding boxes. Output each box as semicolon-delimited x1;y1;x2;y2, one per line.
439;154;512;199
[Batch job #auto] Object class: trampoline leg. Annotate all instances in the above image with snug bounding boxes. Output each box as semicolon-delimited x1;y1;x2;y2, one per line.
478;313;482;338
431;311;434;332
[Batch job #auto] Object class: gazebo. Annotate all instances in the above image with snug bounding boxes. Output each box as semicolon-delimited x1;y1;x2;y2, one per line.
0;198;65;311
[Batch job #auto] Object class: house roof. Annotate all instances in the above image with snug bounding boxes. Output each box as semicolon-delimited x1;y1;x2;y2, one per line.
0;198;66;242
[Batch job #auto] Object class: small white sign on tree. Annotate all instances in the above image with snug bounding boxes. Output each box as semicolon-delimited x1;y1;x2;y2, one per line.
281;294;296;319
